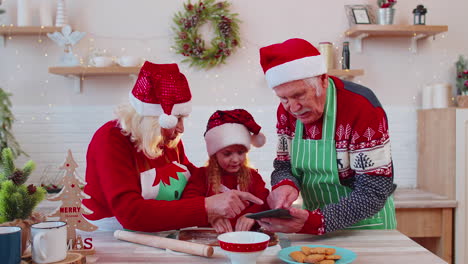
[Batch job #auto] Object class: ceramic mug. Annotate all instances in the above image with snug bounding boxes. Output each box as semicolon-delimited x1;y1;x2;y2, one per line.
117;56;141;67
0;226;22;264
92;56;114;67
31;221;67;264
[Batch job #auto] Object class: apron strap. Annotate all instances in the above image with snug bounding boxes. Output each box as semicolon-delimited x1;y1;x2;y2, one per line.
295;78;336;139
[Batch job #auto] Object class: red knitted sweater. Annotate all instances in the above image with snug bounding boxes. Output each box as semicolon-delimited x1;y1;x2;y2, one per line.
82;120;208;232
182;167;270;228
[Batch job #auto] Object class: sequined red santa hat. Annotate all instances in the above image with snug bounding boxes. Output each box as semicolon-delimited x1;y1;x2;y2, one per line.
204;109;266;156
259;38;327;89
129;61;192;129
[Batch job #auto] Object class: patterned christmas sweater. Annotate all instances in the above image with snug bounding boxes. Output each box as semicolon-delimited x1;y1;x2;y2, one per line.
273;76;396;235
182;167;270;228
82;120;208;232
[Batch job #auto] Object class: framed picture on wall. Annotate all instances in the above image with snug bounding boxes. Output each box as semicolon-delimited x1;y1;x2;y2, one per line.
352;7;371;24
344;5;376;26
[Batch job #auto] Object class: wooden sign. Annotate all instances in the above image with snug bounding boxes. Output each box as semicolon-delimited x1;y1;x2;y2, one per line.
48;150;97;255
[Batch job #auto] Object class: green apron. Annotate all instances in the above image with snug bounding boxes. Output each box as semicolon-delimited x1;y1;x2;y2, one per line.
291;79;396;229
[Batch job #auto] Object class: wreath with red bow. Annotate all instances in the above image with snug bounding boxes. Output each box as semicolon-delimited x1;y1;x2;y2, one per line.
172;0;241;69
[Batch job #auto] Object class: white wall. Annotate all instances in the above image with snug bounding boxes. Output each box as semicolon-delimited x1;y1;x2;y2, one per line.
1;0;466;187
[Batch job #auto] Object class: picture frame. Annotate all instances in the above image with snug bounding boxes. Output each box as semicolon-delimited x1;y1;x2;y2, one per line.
344;5;376;26
352;8;371;24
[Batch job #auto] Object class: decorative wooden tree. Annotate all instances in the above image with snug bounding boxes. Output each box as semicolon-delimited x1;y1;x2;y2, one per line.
48;150;97;254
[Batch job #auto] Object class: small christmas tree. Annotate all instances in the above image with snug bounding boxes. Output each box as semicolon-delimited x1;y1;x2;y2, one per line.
48;150;97;250
0;88;28;162
0;147;46;255
0;148;46;223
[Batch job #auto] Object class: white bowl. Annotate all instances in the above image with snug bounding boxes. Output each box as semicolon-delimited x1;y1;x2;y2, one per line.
217;231;270;264
117;56;141;67
92;56;114;67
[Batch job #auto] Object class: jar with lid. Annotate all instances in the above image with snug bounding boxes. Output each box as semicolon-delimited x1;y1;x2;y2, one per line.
318;42;334;70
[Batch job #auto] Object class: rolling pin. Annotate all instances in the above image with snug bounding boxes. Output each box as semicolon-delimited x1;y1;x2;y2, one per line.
114;230;214;257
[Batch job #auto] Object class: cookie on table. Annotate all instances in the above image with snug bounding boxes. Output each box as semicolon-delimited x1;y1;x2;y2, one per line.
289;251;307;263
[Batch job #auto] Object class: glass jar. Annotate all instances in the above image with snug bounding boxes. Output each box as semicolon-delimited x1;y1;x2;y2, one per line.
318;42;334;70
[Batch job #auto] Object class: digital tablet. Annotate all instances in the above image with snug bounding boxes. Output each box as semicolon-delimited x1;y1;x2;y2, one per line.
245;208;292;220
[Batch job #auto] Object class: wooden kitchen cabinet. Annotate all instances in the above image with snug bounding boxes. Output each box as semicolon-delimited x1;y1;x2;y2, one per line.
394;189;456;264
417;108;468;264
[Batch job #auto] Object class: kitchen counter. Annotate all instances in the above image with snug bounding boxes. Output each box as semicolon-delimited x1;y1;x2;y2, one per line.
36;189;453;263
394;188;457;209
393;188;456;263
78;229;447;263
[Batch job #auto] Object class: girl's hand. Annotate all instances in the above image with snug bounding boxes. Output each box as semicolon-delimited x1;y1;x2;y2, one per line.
210;217;233;233
235;214;255;231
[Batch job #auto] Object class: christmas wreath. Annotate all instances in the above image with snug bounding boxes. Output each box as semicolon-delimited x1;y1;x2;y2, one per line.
173;0;240;69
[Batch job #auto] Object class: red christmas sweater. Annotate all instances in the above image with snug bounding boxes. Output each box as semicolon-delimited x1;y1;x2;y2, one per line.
272;76;394;234
182;167;270;228
82;120;208;232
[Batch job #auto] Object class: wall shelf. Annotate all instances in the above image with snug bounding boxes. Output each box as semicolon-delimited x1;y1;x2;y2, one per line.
344;25;448;53
48;66;364;93
49;66;141;93
0;25;62;47
328;69;364;78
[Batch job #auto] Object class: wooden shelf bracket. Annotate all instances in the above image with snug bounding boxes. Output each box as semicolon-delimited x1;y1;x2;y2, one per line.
410;33;427;53
353;33;369;53
66;75;82;94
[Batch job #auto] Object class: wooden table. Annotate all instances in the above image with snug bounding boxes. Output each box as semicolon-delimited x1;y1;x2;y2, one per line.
77;229;447;263
394;188;456;263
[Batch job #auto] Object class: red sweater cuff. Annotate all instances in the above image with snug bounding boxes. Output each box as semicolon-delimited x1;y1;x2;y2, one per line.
299;209;326;235
272;179;299;192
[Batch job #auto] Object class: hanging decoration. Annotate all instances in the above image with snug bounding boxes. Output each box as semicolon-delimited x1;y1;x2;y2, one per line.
172;0;241;69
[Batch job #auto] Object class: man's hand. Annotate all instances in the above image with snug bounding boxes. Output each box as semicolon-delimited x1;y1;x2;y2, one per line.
205;190;263;219
209;217;233;233
267;185;299;209
257;207;309;233
235;214;255;231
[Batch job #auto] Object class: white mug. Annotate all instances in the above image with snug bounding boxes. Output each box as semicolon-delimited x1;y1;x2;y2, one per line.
31;221;67;264
118;56;141;67
92;56;114;67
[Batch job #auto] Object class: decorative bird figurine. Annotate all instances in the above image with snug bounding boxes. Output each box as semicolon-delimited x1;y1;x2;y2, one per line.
47;25;86;66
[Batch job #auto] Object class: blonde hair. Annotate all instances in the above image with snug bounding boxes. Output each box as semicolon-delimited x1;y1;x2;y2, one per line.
115;104;180;159
206;154;252;194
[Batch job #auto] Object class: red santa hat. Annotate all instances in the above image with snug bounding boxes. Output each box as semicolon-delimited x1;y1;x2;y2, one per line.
129;61;192;129
204;109;266;156
259;38;327;89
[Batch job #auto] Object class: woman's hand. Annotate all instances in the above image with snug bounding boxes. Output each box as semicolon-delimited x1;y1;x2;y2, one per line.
205;190;263;219
235;214;255;231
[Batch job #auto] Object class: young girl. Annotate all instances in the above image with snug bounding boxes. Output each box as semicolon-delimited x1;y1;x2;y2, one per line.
182;109;270;233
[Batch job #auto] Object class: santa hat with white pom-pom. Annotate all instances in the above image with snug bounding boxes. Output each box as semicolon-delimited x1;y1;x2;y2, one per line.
129;61;192;129
204;109;267;156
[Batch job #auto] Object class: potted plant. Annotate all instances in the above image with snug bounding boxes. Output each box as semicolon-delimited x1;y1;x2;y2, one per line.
0;88;45;255
377;0;397;25
455;55;468;107
0;148;46;255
